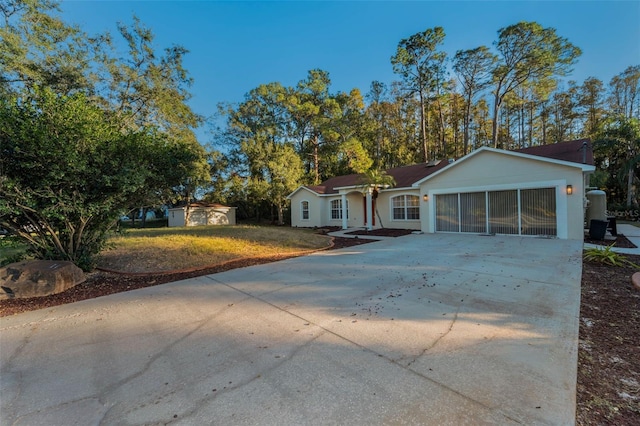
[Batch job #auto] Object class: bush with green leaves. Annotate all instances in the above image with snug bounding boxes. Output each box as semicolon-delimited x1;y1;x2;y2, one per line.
0;88;201;271
583;245;640;268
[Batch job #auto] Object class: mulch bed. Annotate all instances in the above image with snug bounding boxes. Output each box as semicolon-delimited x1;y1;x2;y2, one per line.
315;227;415;238
584;233;637;249
577;253;640;424
345;228;415;237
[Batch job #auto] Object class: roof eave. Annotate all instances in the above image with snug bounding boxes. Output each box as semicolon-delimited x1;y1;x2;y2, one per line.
413;147;596;186
286;186;320;199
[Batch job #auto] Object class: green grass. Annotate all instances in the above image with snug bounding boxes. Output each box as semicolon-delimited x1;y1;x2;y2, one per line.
98;225;331;273
0;236;29;266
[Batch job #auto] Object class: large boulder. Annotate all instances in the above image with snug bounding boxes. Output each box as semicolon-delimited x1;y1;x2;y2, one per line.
0;260;85;299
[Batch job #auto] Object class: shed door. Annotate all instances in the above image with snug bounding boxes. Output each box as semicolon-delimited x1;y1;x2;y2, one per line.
435;187;557;236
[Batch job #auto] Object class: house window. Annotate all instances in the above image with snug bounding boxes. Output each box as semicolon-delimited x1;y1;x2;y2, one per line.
392;195;420;220
330;199;348;220
301;201;309;220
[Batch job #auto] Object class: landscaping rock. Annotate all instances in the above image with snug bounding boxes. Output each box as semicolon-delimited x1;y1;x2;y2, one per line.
633;272;640;291
0;260;85;299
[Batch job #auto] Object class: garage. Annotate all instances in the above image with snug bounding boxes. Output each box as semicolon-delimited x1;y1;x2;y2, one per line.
416;144;595;240
434;187;557;236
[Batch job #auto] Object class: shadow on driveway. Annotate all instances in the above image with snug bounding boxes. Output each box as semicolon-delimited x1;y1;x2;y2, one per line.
1;233;583;425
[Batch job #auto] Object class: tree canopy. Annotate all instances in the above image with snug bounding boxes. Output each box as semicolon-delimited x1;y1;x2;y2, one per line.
0;88;204;269
593;116;640;208
0;0;209;268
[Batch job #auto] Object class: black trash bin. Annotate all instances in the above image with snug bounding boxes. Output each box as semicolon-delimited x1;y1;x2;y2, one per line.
589;219;608;240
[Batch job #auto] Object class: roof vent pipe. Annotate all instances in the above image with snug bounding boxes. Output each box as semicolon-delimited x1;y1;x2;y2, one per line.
582;141;588;164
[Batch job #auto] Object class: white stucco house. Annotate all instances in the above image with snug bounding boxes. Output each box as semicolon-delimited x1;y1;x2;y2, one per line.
287;139;595;240
168;202;237;227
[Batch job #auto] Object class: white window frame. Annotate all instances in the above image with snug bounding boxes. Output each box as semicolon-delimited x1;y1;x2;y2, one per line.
300;200;309;220
391;194;420;221
330;198;348;220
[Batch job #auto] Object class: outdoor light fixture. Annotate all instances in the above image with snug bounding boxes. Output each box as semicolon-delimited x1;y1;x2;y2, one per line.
566;185;573;195
423;194;429;202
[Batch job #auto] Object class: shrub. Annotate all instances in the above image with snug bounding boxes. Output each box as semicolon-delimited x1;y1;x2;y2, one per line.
583;245;639;268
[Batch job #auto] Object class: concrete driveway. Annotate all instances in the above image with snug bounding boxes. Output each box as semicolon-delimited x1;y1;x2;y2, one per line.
0;233;583;425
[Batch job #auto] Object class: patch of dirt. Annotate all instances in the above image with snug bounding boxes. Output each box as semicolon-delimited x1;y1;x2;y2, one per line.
313;226;414;238
584;233;637;249
577;253;640;425
1;234;638;424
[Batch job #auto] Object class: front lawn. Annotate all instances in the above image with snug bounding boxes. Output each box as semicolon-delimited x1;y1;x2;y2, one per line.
97;225;331;273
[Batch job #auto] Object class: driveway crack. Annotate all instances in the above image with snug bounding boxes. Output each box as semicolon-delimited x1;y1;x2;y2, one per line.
405;307;460;368
174;330;328;424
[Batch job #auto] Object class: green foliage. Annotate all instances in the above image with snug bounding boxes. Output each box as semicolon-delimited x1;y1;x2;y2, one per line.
218;71;372;222
266;144;303;225
453;46;497;154
583;245;640;269
391;27;447;161
0;2;208;272
338;138;373;174
0;87;200;270
0;234;29;266
490;21;582;148
594;115;640;207
357;169;396;192
0;0;94;95
608;65;640;118
289;69;344;183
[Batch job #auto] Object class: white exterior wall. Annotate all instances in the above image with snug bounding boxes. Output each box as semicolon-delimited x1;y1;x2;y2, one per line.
190;207;236;226
290;190;365;228
376;190;422;230
326;193;363;228
289;189;323;228
418;150;588;240
168;207;237;227
168;208;186;227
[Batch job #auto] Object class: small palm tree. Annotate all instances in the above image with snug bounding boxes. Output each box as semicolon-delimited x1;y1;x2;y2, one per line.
357;169;396;228
358;169;396;197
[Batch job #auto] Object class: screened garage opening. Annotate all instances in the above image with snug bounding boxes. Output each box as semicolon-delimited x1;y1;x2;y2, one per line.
435;187;557;237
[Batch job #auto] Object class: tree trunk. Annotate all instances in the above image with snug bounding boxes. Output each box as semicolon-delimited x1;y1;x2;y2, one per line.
463;93;472;155
140;207;147;228
437;97;447;157
518;103;525;148
419;91;428;162
492;93;501;148
628;168;636;208
277;202;284;226
184;204;192;227
528;102;534;146
313;134;320;184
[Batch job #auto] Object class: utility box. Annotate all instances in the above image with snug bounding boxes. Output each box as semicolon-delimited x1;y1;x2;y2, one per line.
586;190;607;225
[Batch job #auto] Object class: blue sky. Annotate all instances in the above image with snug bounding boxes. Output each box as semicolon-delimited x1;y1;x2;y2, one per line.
60;0;640;142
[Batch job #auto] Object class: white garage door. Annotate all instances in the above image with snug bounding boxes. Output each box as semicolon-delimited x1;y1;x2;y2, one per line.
435;187;557;236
